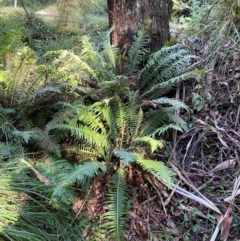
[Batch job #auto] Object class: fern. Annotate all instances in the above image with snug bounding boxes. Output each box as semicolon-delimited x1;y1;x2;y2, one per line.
136;158;175;186
105;169;129;241
34;128;61;157
138;44;201;99
126;24;150;75
133;136;164;153
52;161;106;204
114;149;136;167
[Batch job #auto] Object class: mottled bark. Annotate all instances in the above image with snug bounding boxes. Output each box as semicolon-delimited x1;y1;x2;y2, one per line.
107;0;173;52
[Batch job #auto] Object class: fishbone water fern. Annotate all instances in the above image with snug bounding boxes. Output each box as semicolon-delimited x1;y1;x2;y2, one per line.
0;25;201;240
27;92;176;240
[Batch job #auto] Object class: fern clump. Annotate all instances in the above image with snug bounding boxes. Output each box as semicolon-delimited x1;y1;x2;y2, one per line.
0;22;201;240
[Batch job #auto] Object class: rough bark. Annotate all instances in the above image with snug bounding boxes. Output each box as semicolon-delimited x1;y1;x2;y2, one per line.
107;0;173;52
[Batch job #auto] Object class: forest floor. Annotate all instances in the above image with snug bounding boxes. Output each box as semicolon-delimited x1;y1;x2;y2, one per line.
0;6;58;20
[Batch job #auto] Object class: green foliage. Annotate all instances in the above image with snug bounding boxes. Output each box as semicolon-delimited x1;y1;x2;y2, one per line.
0;30;37;106
136;158;175;186
0;159;84;241
138;44;200;99
0;12;201;239
105;169;129;241
114;149;136;167
52;161;106;203
28;28;199;238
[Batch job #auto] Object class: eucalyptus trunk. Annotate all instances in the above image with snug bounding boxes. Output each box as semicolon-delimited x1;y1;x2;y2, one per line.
107;0;173;52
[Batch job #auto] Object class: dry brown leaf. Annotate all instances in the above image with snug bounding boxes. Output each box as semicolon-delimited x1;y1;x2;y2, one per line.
221;215;233;241
208;159;235;174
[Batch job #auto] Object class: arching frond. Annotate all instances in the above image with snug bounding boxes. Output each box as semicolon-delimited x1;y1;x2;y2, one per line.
137;158;175;186
150;123;184;137
134;136;164;153
138;43;201;99
140;70;200;99
152;98;189;110
105;169;129;241
34;128;61;157
52;161;106;204
102;28;119;73
126;24;150;75
114;149;136;167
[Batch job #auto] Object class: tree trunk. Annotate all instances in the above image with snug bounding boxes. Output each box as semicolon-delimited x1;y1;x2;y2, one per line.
107;0;173;52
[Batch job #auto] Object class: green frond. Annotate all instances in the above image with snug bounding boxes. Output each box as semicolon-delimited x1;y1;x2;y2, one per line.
138;43;200;99
134;136;164;153
169;115;188;131
28;86;62;102
112;96;127;141
140;70;200;99
138;110;170;137
126;24;149;75
0;28;23;64
12;130;38;144
136;158;175;185
0;142;21;159
105;169;129;241
80;35;111;81
45;105;77;134
114;149;137;167
150;123;184;137
54;122;109;149
0;106;16;115
63;144;102;162
90;100;118;141
34;129;61;157
52;161;106;203
99;76;129;97
62;161;106;186
102;29;119;73
45;48;100;85
129;107;143;142
152;98;189;111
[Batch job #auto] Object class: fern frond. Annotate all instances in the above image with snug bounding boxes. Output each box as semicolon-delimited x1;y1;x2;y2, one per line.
61;161;106;186
34;128;61;157
152;98;189;110
150;123;184;137
102;28;119;73
52;161;106;203
28;86;62;102
113;96;127;147
80;35;110;81
134;136;164;153
114;149;136;167
55;123;109;149
127;24;149;75
45;104;77;134
0;142;21;159
99;76;129;97
138;110;170;137
137;158;175;185
105;169;129;241
140;70;200;99
0;28;23;64
169;115;188;131
12;130;38;144
137;43;200;100
63;144;103;162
